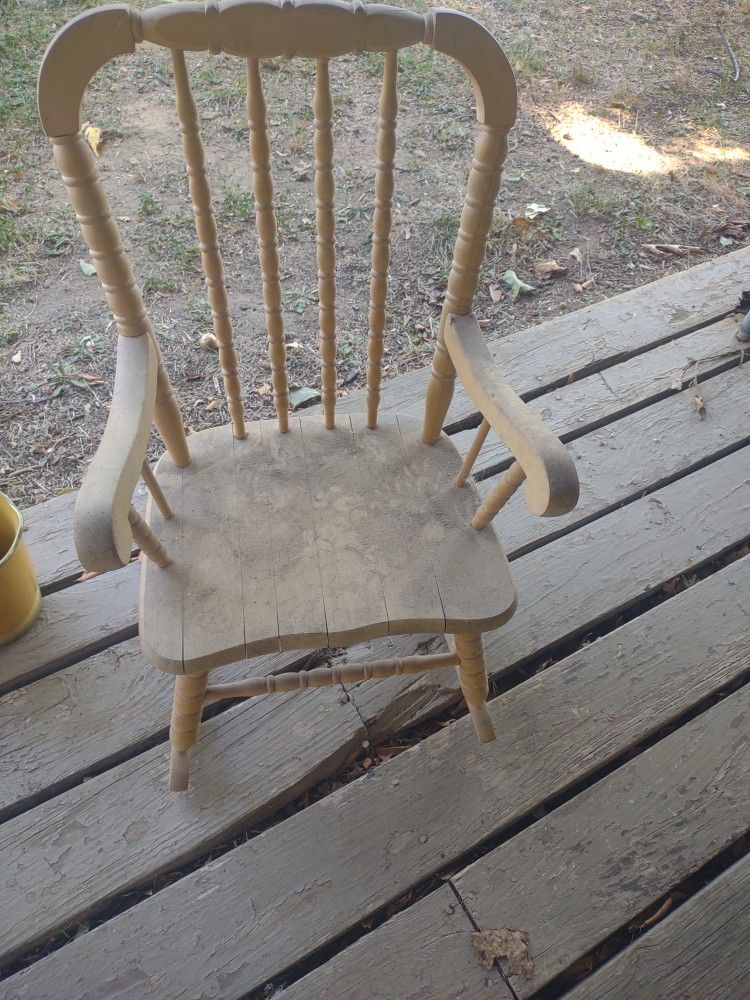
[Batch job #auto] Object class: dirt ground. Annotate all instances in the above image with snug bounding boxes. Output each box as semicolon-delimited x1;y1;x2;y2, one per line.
1;0;748;507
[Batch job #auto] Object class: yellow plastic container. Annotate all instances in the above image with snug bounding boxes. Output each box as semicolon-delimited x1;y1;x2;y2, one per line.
0;491;41;645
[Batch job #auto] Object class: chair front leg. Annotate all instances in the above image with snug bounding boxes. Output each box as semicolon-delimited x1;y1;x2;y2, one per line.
452;633;496;743
169;672;208;791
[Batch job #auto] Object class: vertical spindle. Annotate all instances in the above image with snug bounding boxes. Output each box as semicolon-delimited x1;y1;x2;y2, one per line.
314;58;337;428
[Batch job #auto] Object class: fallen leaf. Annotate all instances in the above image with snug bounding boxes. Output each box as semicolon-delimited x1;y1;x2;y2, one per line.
533;259;568;280
569;246;583;264
256;382;272;396
694;394;706;419
289;385;321;410
502;269;536;301
11;351;21;364
488;282;506;303
83;124;103;156
572;278;594;293
293;164;311;182
79;259;97;276
471;929;534;980
199;333;218;352
511;216;537;233
524;202;550;220
204;398;221;412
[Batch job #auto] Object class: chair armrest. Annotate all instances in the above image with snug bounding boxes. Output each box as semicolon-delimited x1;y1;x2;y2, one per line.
74;334;157;572
444;314;579;517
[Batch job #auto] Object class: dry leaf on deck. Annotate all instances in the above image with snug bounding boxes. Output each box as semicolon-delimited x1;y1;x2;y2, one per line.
83;124;103;156
533;259;568;280
204;398;221;412
694;395;706;419
511;216;537;232
569;246;583;264
572;278;594;293
488;282;505;303
471;929;534;980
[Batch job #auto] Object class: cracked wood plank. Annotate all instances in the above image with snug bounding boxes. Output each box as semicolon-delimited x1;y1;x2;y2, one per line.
0;686;364;965
563;853;750;1000
5;554;747;999
276;884;512;1000
454;677;750;995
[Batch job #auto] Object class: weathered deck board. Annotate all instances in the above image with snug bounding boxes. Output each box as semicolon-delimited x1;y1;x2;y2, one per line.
492;364;750;559
564;854;750;1000
454;686;750;996
0;639;321;818
0;561;139;695
287;680;750;1000
451;315;745;477
335;246;750;426
277;884;510;1000
0;687;364;965
6;554;746;998
350;445;750;737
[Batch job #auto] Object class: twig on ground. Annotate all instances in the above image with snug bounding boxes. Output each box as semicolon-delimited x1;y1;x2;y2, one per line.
717;22;741;83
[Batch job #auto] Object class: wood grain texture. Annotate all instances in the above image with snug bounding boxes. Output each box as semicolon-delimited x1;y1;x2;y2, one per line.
488;363;750;560
0;560;139;696
350;445;750;738
366;49;397;429
564;854;750;1000
247;56;289;431
141;414;514;671
314;58;337;428
451;314;744;478
172;48;246;439
8;554;746;998
446;313;578;516
0;641;334;819
278;884;510;1000
0;687;364;966
454;684;750;996
333;245;750;425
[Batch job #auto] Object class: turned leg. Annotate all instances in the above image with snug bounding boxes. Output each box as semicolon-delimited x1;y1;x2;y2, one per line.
451;633;496;743
169;672;208;791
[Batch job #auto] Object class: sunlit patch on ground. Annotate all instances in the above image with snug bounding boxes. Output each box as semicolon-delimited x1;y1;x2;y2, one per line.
549;104;679;175
689;142;750;163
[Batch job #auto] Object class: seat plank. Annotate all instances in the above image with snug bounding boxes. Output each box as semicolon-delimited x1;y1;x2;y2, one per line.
278;884;511;1000
396;415;516;632
7;555;746;999
349;414;445;635
0;687;364;966
452;315;744;478
351;445;750;737
334;245;750;426
453;689;750;996
300;416;389;645
180;425;245;671
232;423;278;654
564;854;750;1000
258;417;327;650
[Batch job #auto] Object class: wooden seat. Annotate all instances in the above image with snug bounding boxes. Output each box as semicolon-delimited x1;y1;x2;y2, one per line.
141;414;516;674
39;0;580;789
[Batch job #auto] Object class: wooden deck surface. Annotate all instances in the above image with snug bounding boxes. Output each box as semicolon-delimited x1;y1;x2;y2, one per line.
1;246;749;999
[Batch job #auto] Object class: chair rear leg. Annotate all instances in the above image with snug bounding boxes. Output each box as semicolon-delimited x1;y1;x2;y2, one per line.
452;633;496;743
169;672;208;791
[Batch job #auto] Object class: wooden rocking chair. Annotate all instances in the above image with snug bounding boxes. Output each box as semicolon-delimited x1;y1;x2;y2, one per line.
38;0;579;790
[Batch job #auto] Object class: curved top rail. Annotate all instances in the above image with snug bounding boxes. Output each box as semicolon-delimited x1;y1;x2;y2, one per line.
38;0;516;137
